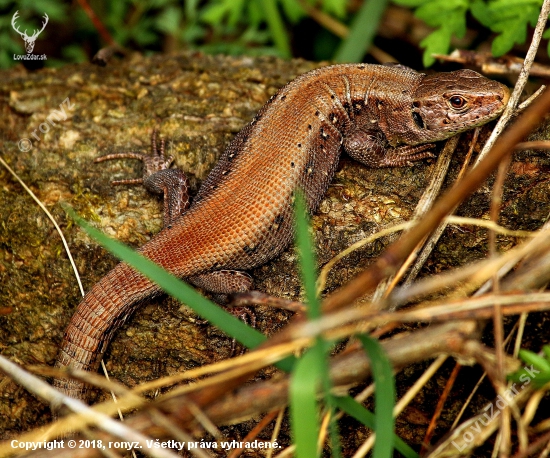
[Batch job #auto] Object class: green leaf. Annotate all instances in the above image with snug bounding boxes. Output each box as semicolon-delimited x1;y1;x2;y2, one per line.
417;4;467;38
491;19;527;56
420;27;452;67
470;0;541;56
519;349;550;373
508;347;550;389
470;0;493;25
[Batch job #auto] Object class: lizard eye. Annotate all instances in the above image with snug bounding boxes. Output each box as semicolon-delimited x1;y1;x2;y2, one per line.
449;95;467;109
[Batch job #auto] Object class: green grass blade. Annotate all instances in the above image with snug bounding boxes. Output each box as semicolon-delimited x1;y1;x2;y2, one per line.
292;190;342;456
357;334;395;458
261;0;292;58
293;190;319;317
65;206;265;349
333;0;390;63
325;397;343;458
290;343;324;458
332;395;418;458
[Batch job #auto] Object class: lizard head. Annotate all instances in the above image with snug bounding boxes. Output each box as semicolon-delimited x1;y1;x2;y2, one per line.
407;69;509;144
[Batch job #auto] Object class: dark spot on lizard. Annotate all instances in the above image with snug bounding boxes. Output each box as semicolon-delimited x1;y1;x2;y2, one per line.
281;95;287;101
352;99;363;114
269;214;285;232
315;110;320;117
290;161;295;167
297;143;302;148
243;244;258;255
308;124;312;130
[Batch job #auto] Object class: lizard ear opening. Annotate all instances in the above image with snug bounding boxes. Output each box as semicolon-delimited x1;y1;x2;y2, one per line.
412;111;425;129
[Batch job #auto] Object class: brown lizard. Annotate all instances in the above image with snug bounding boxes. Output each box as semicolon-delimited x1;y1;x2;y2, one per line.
53;63;509;404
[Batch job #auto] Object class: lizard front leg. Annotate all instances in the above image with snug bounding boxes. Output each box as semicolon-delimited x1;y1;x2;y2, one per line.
96;130;254;295
343;128;435;168
95;129;190;228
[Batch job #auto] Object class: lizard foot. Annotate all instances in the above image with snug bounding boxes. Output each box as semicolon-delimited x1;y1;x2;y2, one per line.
228;306;256;356
94;129;174;185
380;144;435;167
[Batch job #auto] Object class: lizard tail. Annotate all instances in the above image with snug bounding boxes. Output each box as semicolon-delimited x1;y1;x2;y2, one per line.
53;262;158;407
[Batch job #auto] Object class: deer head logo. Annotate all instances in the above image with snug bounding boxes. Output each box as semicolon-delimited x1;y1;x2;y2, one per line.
11;11;49;54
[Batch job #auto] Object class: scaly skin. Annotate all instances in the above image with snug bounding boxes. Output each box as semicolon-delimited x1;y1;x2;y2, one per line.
53;64;509;404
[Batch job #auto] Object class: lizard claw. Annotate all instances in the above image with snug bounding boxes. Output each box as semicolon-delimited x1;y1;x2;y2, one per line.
95;129;174;186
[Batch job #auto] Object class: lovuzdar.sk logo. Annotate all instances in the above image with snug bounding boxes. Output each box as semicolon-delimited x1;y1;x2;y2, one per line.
11;10;48;61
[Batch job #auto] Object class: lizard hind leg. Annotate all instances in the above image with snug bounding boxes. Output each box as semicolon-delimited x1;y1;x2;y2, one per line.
189;270;254;294
95;129;190;228
189;270;256;355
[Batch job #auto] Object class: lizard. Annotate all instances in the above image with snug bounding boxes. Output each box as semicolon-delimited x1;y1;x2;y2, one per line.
53;63;509;404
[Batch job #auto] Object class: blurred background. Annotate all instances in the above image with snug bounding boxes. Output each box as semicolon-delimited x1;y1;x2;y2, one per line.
2;0;546;70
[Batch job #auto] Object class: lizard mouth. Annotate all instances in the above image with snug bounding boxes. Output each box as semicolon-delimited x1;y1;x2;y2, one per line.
500;86;511;110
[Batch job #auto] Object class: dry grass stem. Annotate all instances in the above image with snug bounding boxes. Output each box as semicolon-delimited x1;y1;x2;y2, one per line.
378;135;460;299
